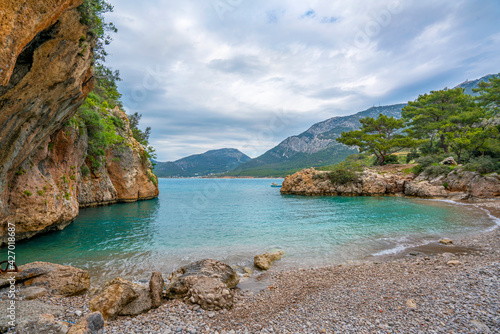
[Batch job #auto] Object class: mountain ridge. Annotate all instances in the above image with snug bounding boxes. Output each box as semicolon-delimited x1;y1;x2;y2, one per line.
229;74;495;177
155;148;251;177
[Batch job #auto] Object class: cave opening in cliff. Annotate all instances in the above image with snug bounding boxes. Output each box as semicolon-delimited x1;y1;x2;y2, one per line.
0;23;58;98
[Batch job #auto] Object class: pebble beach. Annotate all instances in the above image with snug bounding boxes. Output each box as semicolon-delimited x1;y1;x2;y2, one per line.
11;200;500;333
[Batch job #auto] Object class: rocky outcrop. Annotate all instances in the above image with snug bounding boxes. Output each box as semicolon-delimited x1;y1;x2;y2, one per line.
78;107;159;208
0;1;159;245
254;250;285;270
166;259;239;310
281;165;500;199
0;106;159;245
4;261;91;296
0;0;93;229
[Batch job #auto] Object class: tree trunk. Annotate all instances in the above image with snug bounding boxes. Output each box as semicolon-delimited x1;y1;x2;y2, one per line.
440;135;448;153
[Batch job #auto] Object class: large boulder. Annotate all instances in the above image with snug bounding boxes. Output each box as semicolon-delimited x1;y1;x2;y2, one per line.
149;271;164;308
254;250;285;270
68;312;104;334
89;278;139;321
118;285;152;316
166;259;239;310
17;314;69;334
90;275;161;320
13;262;90;296
0;300;65;333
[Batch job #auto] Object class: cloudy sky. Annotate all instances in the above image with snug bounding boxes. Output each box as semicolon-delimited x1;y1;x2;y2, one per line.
104;0;500;162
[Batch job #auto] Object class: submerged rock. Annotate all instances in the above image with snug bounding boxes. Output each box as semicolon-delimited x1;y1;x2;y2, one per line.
166;259;239;310
254;250;285;270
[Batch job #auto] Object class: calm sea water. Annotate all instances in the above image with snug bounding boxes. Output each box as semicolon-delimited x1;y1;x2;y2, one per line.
12;178;498;281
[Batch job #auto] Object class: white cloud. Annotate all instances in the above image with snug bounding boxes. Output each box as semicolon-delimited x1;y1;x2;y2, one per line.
104;0;500;161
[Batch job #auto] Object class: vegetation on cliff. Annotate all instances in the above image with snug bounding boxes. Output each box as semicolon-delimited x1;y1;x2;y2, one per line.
72;0;156;172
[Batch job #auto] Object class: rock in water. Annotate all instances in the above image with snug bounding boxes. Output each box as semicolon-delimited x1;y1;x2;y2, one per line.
254;250;285;270
166;259;239;310
68;312;104;334
89;278;139;321
149;271;165;308
17;262;90;296
439;238;453;245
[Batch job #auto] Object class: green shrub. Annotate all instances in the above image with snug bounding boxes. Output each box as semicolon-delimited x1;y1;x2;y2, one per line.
443;182;449;189
327;168;360;185
15;168;26;176
24;190;32;197
81;164;90;177
37;190;45;196
464;156;500;174
384;155;399;165
312;173;326;180
423;164;451;177
64;192;71;200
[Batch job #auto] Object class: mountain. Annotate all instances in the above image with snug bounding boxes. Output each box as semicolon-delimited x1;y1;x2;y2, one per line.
454;74;496;95
230;104;406;177
230;74;497;177
154;148;251;177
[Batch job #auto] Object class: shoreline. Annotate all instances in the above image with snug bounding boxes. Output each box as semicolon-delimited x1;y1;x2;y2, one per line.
9;198;499;333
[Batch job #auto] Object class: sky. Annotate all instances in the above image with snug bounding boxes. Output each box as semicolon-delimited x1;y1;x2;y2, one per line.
104;0;500;162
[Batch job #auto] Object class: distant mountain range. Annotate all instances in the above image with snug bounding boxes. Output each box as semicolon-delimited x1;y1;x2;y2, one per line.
154;148;251;177
228;74;495;177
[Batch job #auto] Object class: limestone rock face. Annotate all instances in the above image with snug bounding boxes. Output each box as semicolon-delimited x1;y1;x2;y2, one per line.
254;250;285;270
3;127;87;244
90;278;139;321
281;165;499;199
166;259;239;310
17;262;90;296
78;107;159;208
0;0;92;228
68;312;104;334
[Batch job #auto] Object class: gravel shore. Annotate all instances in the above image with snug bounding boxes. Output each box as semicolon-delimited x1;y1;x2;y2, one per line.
14;200;500;333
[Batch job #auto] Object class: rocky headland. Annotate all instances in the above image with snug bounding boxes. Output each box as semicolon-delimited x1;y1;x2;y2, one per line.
281;164;500;199
0;0;158;245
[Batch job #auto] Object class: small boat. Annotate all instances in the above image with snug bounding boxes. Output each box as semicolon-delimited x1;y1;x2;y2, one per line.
271;182;282;187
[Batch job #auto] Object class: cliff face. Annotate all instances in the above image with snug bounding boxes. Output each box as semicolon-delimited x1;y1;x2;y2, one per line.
281;165;500;199
3;107;159;244
0;0;92;239
78;108;159;207
0;1;159;245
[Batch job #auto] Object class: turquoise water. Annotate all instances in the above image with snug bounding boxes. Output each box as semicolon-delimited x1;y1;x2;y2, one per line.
11;178;497;281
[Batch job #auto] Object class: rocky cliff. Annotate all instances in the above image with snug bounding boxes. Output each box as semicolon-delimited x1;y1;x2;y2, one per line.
0;1;158;245
281;165;500;199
